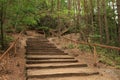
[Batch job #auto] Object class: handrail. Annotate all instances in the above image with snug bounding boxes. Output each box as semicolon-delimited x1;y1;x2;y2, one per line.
62;36;120;66
50;31;120;50
0;30;24;62
63;37;120;51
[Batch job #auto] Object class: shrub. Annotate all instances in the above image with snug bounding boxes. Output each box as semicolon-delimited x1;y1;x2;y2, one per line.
16;26;25;33
5;35;14;45
67;44;75;49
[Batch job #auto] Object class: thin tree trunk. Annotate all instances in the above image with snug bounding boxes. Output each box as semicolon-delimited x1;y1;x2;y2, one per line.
77;0;81;26
90;0;94;29
57;0;61;36
0;2;5;50
68;0;71;15
103;0;110;44
51;0;54;13
97;0;103;43
117;0;120;47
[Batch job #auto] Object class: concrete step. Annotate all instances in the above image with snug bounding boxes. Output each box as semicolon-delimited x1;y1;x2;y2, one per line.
26;55;74;60
26;63;88;69
26;59;78;64
27;68;99;79
26;52;68;55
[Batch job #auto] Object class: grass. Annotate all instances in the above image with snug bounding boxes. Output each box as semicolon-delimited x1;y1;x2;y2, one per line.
77;45;120;68
77;44;93;53
97;47;120;68
67;43;120;68
67;44;75;49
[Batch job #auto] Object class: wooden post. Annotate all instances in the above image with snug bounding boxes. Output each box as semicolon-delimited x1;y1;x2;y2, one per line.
93;46;97;66
14;44;17;55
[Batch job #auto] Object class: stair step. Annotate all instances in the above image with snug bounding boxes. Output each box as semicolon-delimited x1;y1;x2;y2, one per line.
26;37;100;80
26;63;87;69
26;48;61;50
27;38;47;40
27;45;56;47
26;51;67;55
26;55;74;60
26;59;78;64
26;46;56;48
26;47;57;50
26;40;49;42
26;43;53;45
26;49;64;52
27;68;99;79
26;43;54;45
26;51;63;53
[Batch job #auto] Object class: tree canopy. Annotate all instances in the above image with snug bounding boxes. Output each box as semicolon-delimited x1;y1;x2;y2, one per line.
0;0;120;49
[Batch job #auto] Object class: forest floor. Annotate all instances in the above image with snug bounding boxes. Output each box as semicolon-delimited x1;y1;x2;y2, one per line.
0;31;120;80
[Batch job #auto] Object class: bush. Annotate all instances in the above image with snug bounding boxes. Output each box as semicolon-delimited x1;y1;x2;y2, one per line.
67;44;75;49
97;48;120;67
16;26;25;33
77;44;91;52
36;26;49;31
5;35;14;45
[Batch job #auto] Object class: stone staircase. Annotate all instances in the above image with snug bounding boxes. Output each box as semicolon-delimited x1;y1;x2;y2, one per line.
25;36;99;80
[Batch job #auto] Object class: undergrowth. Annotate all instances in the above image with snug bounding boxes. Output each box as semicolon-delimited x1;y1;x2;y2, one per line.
97;48;120;68
66;43;120;68
0;35;13;49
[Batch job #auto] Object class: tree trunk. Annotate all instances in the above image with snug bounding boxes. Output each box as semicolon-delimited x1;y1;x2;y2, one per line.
103;0;110;44
117;0;120;47
51;0;54;12
97;0;103;43
0;2;5;50
68;0;71;15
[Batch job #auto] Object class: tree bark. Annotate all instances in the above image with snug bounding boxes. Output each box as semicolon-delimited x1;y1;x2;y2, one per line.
77;0;81;26
0;2;5;50
103;0;110;44
97;0;103;43
117;0;120;47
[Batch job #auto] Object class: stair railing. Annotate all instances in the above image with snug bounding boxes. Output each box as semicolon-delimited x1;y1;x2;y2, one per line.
0;30;24;79
61;37;120;66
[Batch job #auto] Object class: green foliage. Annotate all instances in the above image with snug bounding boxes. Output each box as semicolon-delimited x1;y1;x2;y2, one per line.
97;47;120;67
36;26;49;31
23;16;37;25
99;55;115;66
67;44;75;49
16;26;25;33
4;35;13;45
77;44;91;52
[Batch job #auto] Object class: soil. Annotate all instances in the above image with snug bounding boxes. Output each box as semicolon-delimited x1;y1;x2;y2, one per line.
0;31;120;80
